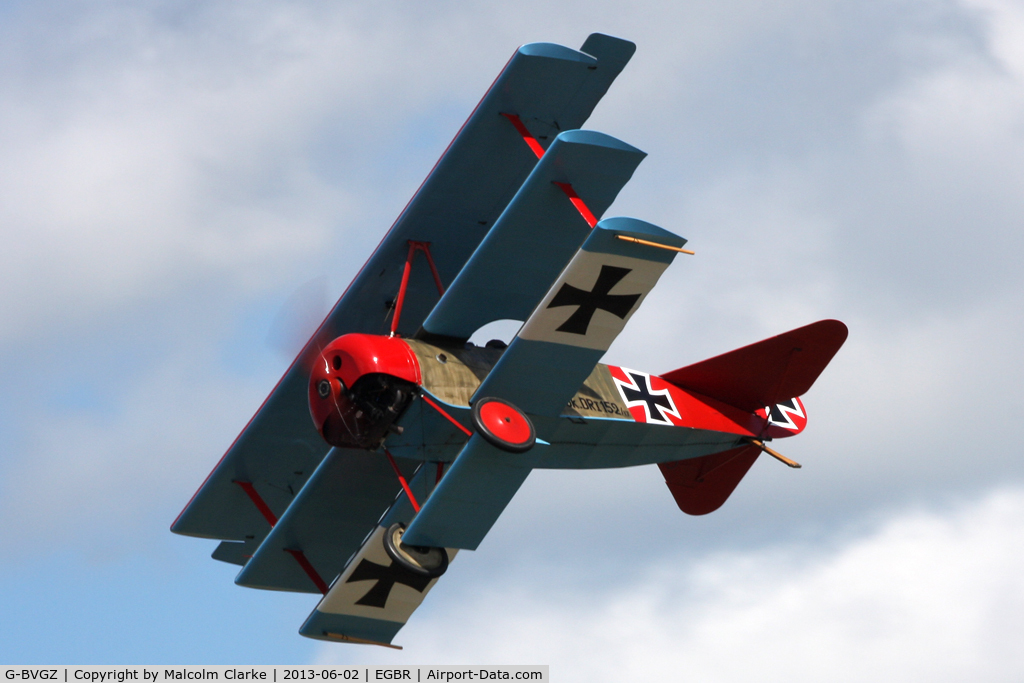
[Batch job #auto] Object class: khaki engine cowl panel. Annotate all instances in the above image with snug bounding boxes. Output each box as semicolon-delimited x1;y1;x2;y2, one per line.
404;339;633;420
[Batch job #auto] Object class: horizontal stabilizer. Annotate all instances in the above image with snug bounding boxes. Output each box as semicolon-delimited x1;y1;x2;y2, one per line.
658;445;761;515
661;320;848;412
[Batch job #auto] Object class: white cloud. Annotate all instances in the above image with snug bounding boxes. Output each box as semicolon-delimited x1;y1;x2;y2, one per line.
1;0;1013;348
0;2;499;344
316;488;1024;683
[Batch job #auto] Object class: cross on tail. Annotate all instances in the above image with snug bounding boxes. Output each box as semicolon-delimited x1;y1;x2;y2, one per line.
614;370;680;424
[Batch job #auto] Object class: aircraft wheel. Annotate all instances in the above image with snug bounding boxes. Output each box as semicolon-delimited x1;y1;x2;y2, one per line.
383;523;448;578
471;396;536;453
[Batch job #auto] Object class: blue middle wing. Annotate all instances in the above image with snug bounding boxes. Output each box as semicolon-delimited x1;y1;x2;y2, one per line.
419;130;645;342
232;448;418;594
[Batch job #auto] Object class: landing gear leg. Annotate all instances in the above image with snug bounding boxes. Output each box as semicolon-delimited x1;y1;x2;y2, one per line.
383;523;448;578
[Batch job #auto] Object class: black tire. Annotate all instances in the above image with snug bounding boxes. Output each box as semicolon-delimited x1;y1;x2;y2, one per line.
471;396;536;453
382;523;448;578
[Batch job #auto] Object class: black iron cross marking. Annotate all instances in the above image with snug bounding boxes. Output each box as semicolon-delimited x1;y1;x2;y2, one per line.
767;398;804;429
345;558;432;608
547;265;641;335
620;371;676;424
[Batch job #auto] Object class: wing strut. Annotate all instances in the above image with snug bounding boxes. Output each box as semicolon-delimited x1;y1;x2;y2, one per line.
501;112;601;228
284;548;330;595
500;113;545;158
384;448;421;512
390;241;445;336
234;481;278;527
553;182;598;227
420;394;473;436
235;480;341;595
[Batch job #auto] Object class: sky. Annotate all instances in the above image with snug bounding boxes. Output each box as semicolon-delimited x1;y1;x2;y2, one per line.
1;0;1023;677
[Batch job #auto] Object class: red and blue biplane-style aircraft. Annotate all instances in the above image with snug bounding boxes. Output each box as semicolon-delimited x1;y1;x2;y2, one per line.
172;33;847;648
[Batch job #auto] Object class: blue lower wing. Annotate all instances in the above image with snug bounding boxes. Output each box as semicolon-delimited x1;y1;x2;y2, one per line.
402;435;533;550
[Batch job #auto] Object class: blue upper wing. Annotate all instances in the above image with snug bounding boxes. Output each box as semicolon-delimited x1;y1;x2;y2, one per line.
171;36;636;548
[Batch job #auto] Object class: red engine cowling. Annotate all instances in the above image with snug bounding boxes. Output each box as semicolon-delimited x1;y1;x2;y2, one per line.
308;334;422;449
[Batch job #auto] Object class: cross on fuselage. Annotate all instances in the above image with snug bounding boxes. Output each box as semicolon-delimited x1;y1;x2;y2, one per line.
547;265;641;335
345;558;432;608
621;371;675;423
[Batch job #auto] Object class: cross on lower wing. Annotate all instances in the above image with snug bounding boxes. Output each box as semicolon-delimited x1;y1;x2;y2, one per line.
546;265;641;335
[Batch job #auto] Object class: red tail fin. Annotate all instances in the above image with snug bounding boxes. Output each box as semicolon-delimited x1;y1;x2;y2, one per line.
661;319;848;413
658;320;847;514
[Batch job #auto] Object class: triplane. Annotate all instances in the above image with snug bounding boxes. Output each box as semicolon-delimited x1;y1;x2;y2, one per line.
172;33;847;648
